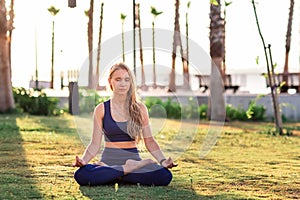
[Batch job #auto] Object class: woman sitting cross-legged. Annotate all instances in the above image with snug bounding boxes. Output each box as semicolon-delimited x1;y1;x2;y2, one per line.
73;62;177;186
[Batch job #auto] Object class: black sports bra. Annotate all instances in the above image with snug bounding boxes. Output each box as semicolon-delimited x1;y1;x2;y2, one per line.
102;100;134;142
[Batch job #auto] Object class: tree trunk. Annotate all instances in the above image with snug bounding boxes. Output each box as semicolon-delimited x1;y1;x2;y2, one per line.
96;2;104;89
152;21;157;88
135;4;146;89
168;0;185;92
0;0;15;112
282;0;294;92
184;4;190;89
50;20;55;89
87;0;94;89
208;0;226;121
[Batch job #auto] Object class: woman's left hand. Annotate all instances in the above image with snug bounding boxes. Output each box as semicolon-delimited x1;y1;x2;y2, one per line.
161;157;178;168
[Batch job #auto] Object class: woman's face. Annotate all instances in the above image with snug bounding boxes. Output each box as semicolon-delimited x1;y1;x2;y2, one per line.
109;69;131;94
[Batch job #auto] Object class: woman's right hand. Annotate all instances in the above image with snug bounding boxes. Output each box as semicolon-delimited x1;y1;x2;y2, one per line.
73;155;87;167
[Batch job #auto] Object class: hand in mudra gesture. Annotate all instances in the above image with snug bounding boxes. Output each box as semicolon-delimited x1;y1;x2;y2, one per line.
73;156;87;167
161;157;178;168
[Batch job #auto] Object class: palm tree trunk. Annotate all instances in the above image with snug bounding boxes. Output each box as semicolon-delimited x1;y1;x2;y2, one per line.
8;0;14;78
50;20;55;89
208;0;226;121
135;4;146;89
169;0;185;92
0;0;15;112
87;0;94;89
185;2;190;89
96;2;104;89
152;21;157;88
282;0;294;92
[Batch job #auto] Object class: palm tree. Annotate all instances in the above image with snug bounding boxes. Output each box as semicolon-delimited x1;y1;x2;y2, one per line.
282;0;295;92
0;0;15;112
168;0;184;92
85;0;94;89
151;6;163;89
48;6;60;89
96;2;104;90
120;13;127;62
183;1;191;89
135;3;146;90
8;0;14;75
208;0;226;121
221;1;232;80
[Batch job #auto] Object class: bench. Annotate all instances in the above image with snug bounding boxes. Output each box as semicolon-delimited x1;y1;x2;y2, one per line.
262;72;300;93
194;74;240;93
29;80;51;90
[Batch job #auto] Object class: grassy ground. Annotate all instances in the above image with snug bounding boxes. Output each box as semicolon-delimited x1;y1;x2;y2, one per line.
0;113;299;200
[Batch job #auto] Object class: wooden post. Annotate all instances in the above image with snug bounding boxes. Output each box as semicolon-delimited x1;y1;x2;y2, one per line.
68;69;79;115
68;0;76;8
69;82;79;115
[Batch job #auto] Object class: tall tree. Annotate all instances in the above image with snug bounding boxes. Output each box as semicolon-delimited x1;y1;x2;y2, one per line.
183;1;191;89
208;0;226;121
96;2;104;89
151;6;163;89
120;13;126;62
251;0;283;134
8;0;14;72
169;0;187;92
282;0;294;92
0;0;15;112
85;0;94;89
135;3;146;90
48;6;60;89
221;1;232;80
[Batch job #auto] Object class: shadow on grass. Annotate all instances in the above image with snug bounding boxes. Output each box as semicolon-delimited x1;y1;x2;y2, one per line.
78;182;246;199
0;114;42;199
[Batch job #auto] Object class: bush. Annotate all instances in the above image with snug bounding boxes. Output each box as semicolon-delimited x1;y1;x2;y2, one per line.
226;104;248;121
79;89;109;113
144;97;181;119
198;104;208;120
13;87;61;116
246;100;266;121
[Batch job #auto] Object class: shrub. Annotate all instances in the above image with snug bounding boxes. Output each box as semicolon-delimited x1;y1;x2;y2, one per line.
246;100;266;121
78;89;109;113
13;87;60;116
198;104;208;120
226;104;248;121
144;97;181;119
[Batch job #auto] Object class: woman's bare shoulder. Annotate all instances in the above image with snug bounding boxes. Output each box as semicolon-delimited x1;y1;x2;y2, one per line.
94;102;105;117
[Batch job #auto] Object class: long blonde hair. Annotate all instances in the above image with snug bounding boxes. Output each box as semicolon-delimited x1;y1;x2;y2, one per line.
108;62;143;142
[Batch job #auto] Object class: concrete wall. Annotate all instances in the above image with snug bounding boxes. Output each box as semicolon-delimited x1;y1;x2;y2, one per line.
149;94;300;121
225;94;300;121
57;92;300;121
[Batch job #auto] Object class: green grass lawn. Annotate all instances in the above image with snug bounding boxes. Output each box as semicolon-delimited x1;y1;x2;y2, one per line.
0;114;299;199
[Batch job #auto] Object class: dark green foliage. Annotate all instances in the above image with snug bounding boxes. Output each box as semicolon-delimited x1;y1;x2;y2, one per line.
198;104;208;120
144;97;182;119
13;87;60;116
182;97;201;119
226;105;248;121
163;98;181;119
246;100;266;121
78;89;109;113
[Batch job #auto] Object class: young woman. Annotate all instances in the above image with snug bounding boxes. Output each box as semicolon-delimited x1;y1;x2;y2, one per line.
73;62;177;186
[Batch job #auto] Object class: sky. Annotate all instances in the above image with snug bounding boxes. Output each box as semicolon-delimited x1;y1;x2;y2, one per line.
10;0;300;93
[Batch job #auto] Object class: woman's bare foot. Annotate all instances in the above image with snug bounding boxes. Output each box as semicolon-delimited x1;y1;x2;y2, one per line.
123;159;155;175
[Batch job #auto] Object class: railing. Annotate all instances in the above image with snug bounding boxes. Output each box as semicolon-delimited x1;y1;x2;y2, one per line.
262;72;300;93
194;74;240;93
